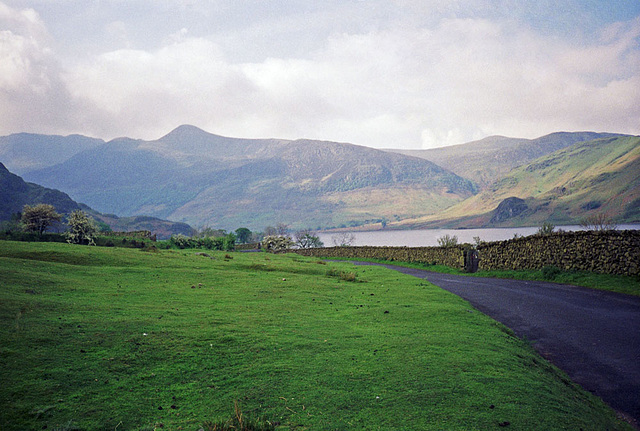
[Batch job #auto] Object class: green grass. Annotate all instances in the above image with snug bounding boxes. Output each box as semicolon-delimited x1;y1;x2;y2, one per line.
335;257;640;297
0;241;632;430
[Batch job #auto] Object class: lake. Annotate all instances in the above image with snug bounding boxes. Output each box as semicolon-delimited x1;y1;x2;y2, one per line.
318;224;640;247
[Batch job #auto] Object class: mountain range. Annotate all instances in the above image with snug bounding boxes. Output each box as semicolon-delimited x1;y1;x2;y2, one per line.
1;126;638;233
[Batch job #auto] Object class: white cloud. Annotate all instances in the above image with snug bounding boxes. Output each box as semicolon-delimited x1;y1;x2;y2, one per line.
1;1;639;147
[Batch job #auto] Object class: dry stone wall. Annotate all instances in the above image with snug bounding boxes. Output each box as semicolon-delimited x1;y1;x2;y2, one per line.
292;230;640;276
477;229;639;276
293;245;467;269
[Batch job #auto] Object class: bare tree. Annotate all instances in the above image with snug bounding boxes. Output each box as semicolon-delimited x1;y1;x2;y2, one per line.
294;229;324;248
275;223;289;236
331;232;356;247
580;213;617;231
437;234;458;247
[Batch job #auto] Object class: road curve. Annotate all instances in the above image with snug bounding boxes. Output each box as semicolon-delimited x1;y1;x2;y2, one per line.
353;262;640;424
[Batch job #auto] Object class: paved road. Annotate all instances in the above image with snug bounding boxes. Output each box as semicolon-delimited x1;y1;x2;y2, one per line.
353;262;640;424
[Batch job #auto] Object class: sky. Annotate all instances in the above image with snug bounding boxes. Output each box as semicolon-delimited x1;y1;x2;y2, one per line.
1;1;639;149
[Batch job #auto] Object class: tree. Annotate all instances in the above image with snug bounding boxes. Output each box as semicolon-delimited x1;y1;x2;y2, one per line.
294;229;324;249
235;227;252;244
580;213;617;231
66;210;98;245
21;204;61;235
275;223;289;236
331;232;356;247
264;223;289;237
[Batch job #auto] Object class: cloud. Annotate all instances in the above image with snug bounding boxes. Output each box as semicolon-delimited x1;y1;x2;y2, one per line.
0;3;88;136
1;1;639;148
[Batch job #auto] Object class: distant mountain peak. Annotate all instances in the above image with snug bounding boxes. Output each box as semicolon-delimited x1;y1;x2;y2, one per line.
161;124;215;140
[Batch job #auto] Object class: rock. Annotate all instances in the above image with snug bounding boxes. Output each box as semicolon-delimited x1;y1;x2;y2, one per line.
490;197;528;224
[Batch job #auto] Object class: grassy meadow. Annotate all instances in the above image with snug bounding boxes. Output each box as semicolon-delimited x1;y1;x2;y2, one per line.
0;241;632;430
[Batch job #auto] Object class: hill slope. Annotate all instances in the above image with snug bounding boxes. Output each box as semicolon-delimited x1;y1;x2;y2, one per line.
0;162;81;220
390;132;625;188
22;126;478;230
0;133;104;175
398;135;640;228
0;163;193;237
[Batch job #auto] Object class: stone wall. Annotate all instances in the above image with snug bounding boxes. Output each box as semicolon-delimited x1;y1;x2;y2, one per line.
477;229;639;275
292;230;640;276
293;245;467;270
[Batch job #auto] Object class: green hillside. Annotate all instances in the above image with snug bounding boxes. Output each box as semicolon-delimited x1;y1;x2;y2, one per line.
391;132;625;189
399;135;640;228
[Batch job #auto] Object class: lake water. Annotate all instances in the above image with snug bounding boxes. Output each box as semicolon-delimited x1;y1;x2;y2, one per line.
318;224;640;247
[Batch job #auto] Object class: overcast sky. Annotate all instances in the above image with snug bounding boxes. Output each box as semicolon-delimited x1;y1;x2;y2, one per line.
1;1;639;148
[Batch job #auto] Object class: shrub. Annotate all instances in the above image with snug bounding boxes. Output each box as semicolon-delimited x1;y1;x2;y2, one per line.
537;222;555;236
541;265;562;280
170;234;195;249
262;235;294;252
437;234;458;247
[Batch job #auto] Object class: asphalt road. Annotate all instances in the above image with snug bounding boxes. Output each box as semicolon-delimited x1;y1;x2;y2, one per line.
353;262;640;424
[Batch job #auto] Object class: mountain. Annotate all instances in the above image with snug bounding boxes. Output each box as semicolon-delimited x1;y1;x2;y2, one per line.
0;163;193;238
0;133;104;175
21;126;478;230
396;135;640;228
0;161;81;220
389;132;626;188
6;126;636;231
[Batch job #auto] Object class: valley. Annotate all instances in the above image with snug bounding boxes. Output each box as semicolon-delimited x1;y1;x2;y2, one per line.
1;126;638;234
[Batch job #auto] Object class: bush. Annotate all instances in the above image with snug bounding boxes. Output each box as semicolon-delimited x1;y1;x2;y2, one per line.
169;233;236;251
170;234;195;249
541;265;562;280
262;235;294;252
437;234;458;247
537;222;555;236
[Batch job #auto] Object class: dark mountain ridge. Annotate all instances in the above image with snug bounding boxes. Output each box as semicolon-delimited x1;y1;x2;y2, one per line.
0;162;193;238
0;162;81;220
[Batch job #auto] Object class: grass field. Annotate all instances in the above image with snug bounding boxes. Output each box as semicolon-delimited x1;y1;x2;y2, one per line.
335;258;640;297
0;241;632;430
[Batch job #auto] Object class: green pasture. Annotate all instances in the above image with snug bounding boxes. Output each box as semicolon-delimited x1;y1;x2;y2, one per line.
0;241;632;430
